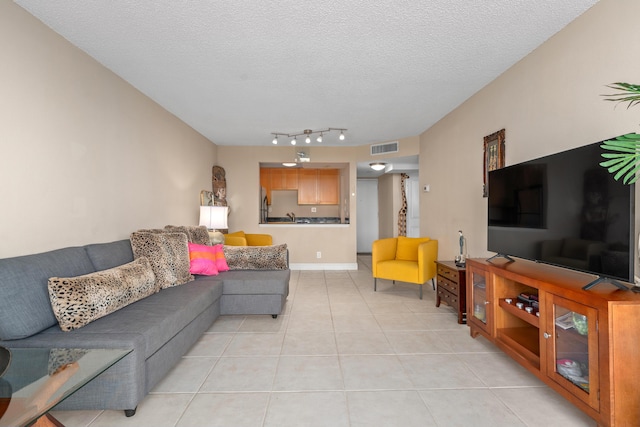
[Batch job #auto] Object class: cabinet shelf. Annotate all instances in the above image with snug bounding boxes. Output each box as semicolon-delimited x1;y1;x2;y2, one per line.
499;298;539;327
497;326;540;369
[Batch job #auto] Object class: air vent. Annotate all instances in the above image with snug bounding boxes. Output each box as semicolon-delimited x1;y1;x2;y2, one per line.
370;141;399;155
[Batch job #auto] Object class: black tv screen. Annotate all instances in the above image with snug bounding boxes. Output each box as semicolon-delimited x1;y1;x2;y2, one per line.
487;140;635;283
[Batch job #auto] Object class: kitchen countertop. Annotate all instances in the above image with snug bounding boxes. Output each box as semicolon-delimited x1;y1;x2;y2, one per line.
263;217;348;225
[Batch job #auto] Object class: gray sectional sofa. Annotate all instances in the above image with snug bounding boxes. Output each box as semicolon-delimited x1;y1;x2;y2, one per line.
0;238;290;416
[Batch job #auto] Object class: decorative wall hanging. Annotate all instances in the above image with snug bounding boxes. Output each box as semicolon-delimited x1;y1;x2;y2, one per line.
398;173;409;236
483;129;505;197
212;166;227;206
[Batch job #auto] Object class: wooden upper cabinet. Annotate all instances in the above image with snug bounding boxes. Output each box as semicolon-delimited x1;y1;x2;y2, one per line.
298;169;339;205
317;169;339;204
271;168;298;190
260;168;271;204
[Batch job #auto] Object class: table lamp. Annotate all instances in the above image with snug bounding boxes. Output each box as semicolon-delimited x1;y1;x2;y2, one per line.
199;205;228;244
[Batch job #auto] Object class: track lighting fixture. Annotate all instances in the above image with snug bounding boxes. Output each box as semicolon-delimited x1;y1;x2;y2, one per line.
270;128;346;145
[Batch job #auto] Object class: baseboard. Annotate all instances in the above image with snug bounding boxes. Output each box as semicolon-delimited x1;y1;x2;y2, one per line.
290;263;358;271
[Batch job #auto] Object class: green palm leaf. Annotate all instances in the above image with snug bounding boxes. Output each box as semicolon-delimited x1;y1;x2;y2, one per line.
600;133;640;184
603;82;640;109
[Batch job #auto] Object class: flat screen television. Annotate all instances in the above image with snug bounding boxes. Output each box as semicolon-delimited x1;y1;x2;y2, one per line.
487;139;635;284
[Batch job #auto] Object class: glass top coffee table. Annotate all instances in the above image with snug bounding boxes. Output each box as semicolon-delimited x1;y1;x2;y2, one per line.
0;347;130;427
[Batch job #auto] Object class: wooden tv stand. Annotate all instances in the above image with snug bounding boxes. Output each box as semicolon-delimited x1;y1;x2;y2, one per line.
466;257;640;427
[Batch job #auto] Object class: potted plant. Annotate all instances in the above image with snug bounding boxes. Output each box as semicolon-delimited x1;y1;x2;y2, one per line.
600;82;640;184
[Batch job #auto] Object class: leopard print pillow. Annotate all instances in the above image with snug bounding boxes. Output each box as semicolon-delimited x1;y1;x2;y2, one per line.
222;244;288;270
164;225;211;245
130;231;193;289
48;257;157;331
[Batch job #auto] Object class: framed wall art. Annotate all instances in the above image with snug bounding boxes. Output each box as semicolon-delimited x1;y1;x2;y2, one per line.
483;128;505;197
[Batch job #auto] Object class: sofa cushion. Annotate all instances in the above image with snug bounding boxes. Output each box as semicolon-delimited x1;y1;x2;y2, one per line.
188;242;219;275
0;247;96;340
48;257;158;331
130;231;193;289
47;278;223;358
85;239;134;271
213;244;229;272
219;270;290;295
165;225;211;246
396;236;431;262
223;244;288;270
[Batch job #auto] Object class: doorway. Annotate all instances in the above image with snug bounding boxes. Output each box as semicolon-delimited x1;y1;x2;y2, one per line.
356;179;378;253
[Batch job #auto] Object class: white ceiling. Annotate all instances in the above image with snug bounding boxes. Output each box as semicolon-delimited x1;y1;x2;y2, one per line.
15;0;598;148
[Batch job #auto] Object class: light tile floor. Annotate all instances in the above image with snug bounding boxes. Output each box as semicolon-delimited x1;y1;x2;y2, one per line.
52;256;596;427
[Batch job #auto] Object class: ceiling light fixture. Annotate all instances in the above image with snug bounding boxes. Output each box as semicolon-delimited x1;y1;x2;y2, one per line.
270;128;346;145
282;162;297;167
370;162;386;171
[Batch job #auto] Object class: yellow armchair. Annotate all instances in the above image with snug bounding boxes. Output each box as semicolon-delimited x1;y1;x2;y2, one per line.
372;236;438;299
225;231;273;246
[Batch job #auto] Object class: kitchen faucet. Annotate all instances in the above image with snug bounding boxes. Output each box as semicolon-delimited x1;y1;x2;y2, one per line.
286;212;296;222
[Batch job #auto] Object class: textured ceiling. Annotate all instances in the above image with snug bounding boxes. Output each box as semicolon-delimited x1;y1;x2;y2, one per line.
15;0;598;147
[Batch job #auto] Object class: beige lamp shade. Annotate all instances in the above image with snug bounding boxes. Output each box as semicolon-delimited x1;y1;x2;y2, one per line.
199;206;228;230
199;205;228;245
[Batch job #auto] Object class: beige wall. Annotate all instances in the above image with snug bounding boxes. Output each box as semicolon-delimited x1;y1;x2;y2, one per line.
0;2;216;258
377;174;401;239
420;0;640;275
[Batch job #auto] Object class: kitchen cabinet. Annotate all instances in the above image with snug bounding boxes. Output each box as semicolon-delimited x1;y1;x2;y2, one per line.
260;168;271;204
270;168;298;190
260;168;299;205
298;169;339;205
466;257;640;426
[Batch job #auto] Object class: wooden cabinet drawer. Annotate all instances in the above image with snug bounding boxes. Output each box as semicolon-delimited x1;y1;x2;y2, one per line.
437;276;459;296
437;287;458;307
437;265;459;282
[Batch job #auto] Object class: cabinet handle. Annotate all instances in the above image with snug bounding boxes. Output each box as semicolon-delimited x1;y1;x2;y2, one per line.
543;332;551;339
484;301;490;305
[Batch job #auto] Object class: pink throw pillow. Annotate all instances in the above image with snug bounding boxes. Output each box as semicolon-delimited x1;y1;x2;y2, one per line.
188;243;219;276
212;244;229;272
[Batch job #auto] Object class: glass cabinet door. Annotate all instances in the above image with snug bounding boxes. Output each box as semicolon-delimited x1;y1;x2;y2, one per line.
545;294;599;411
472;272;487;324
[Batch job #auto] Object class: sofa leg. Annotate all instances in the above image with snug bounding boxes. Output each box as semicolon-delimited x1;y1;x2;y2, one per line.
124;408;137;417
419;284;423;300
272;314;278;319
374;278;377;292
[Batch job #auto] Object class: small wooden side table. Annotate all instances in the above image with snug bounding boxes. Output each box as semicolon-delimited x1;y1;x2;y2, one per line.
435;260;467;324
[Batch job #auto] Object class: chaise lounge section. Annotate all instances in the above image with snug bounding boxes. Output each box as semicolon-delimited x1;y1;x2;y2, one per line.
0;232;289;416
